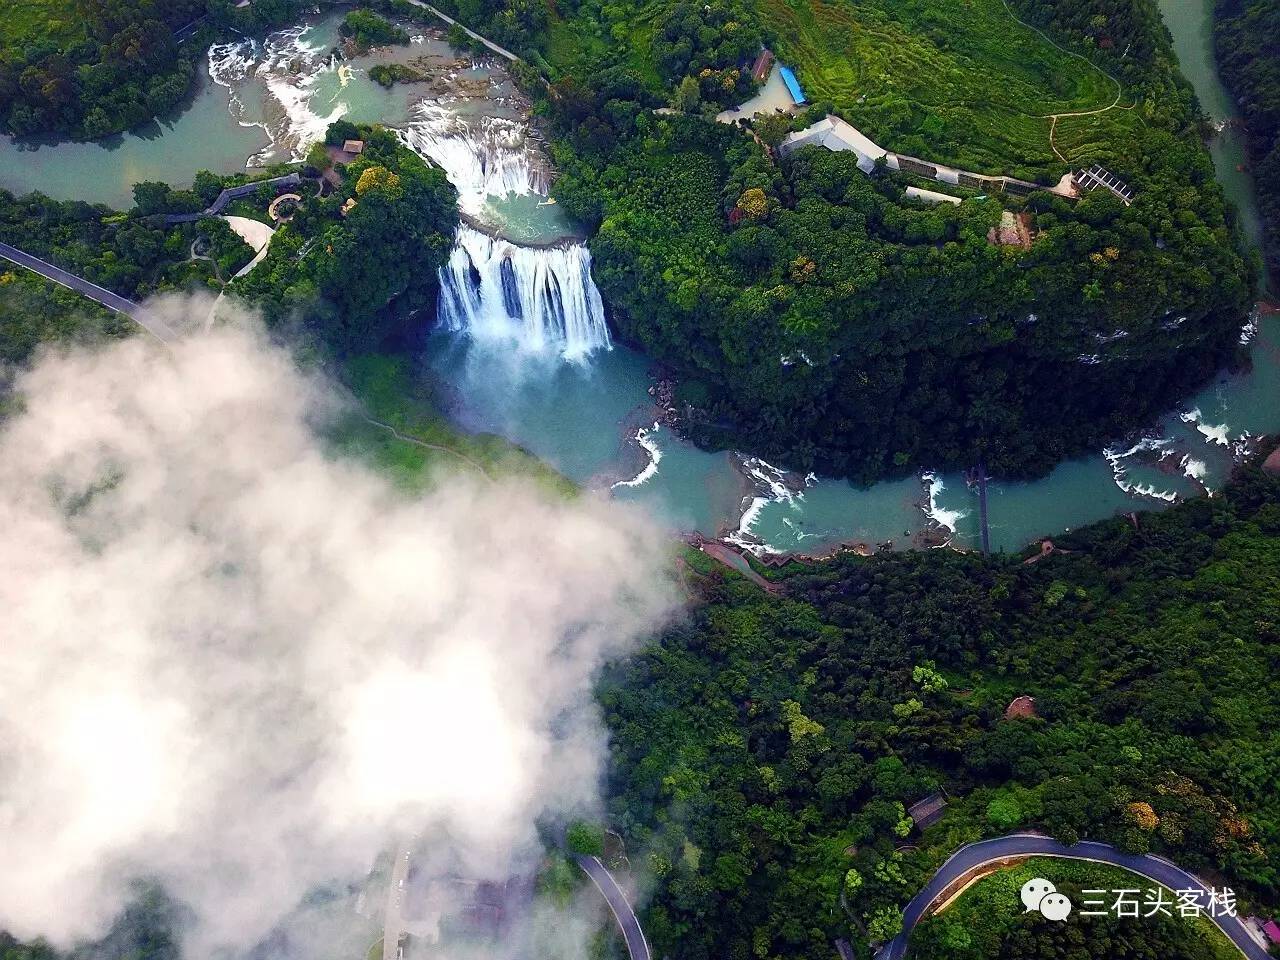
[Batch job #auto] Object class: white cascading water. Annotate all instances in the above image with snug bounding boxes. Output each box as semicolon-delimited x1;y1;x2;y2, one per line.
211;18;611;359
438;225;611;359
399;100;610;359
400;102;548;216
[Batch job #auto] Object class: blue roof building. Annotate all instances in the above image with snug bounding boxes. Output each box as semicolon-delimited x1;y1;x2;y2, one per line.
779;65;806;105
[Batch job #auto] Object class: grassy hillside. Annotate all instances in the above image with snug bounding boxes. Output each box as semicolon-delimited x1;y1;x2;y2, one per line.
333;354;577;495
758;0;1141;176
0;0;80;48
541;0;1149;177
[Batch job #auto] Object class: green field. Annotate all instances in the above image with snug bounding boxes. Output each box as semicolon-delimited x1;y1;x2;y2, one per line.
0;0;80;47
545;1;666;89
759;0;1142;176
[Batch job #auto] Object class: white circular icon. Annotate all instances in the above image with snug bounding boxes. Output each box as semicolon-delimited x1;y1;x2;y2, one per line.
1021;877;1057;912
1039;892;1073;921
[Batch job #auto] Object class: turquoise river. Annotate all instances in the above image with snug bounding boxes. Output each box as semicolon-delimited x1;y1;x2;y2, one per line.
0;2;1274;555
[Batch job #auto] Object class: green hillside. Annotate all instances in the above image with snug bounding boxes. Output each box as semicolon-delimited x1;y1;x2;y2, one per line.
759;0;1140;176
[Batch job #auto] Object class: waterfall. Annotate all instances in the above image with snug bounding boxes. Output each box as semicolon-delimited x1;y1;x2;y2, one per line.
400;102;549;215
391;67;609;359
438;225;611;359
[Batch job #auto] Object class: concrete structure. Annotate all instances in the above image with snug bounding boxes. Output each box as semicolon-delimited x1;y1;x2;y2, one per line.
160;173;303;225
1263;446;1280;475
1263;920;1280;945
223;216;275;279
1004;695;1036;719
778;115;1082;201
268;192;302;221
908;793;948;830
779;65;806;105
1074;163;1134;205
778;116;887;172
404;0;521;63
905;185;962;205
716;63;800;124
751;49;775;84
575;855;651;960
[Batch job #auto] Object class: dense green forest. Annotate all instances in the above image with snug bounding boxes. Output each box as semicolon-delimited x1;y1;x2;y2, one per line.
340;8;410;49
1214;0;1280;289
0;266;131;366
550;110;1250;482
0;0;203;139
0;186;253;306
0;121;455;360
600;454;1280;958
230;121;458;353
0;890;180;960
507;0;1256;482
0;0;307;140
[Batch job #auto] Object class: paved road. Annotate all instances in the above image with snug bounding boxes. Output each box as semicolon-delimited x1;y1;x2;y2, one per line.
574;855;651;960
174;15;208;44
880;833;1270;960
0;242;177;343
404;0;521;62
382;842;413;960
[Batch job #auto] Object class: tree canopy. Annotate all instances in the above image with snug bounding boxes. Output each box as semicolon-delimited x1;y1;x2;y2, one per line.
601;457;1280;959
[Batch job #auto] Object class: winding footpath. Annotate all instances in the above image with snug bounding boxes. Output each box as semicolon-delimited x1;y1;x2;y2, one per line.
879;833;1270;960
996;0;1135;163
0;242;177;342
574;855;651;960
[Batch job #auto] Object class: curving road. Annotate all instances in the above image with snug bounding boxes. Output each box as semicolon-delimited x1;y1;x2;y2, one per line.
879;833;1270;960
0;242;177;343
574;855;651;960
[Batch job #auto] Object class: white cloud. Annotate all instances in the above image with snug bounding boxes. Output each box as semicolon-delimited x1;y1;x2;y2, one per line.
0;310;674;957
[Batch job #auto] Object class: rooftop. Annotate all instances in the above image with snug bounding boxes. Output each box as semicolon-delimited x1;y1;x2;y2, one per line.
908;792;948;829
779;66;806;105
1005;695;1037;719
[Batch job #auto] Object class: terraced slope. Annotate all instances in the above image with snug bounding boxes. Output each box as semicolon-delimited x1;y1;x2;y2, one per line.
759;0;1142;176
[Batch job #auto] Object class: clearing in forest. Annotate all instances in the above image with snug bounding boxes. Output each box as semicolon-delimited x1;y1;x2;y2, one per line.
758;0;1141;177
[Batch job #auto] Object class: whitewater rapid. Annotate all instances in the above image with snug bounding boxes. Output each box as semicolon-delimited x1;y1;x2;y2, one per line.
209;25;345;166
400;102;548;216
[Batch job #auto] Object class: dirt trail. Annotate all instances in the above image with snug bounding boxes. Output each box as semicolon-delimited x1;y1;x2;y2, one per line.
997;0;1136;163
